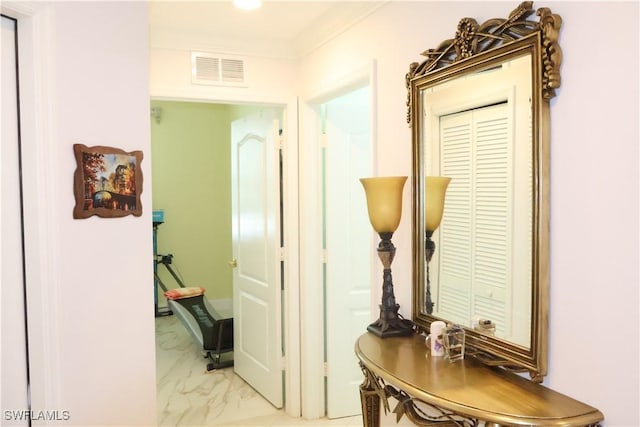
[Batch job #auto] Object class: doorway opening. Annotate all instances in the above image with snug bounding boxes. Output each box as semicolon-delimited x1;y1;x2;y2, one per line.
298;70;375;419
151;100;290;425
320;84;373;419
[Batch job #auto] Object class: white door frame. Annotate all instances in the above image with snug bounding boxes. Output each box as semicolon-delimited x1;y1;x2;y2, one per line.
2;14;29;417
0;1;63;414
299;60;377;419
150;94;301;417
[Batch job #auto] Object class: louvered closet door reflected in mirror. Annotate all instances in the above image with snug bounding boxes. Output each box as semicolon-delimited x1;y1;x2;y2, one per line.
421;52;534;350
433;103;532;348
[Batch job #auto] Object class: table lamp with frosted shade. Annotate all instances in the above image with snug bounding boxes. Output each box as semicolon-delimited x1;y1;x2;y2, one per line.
425;176;451;314
360;176;413;338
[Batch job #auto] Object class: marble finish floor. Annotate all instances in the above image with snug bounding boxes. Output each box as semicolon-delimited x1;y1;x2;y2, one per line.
156;315;363;426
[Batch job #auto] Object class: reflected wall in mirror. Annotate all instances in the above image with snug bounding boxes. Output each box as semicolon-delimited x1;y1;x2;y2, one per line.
409;1;562;381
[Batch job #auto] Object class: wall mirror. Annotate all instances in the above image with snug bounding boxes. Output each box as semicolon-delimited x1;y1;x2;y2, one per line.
409;1;562;381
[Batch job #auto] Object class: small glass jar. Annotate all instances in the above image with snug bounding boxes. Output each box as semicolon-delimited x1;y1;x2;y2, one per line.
443;324;466;362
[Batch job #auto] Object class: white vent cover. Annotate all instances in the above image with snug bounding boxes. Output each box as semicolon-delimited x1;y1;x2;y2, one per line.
191;52;246;86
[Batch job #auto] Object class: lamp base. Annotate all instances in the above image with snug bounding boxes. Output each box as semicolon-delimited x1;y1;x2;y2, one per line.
426;230;435;315
367;304;414;338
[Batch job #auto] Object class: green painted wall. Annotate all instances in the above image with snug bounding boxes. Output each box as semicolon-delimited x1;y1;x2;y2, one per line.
151;100;232;301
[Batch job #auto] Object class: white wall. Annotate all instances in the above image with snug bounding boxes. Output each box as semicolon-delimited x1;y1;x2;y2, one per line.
4;2;157;425
52;4;156;424
545;2;638;423
300;2;639;426
149;40;299;103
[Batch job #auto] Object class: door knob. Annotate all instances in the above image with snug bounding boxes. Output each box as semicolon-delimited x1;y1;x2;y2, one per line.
228;259;238;268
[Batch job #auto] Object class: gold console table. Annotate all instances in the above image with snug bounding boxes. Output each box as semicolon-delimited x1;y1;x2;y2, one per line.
355;333;603;427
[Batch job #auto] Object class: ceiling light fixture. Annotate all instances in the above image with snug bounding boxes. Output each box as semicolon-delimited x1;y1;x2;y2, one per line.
233;0;262;11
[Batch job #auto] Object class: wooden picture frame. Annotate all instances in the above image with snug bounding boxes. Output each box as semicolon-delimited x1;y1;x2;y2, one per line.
73;144;143;219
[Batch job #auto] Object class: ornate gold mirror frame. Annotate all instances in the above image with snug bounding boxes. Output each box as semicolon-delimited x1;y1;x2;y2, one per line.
409;1;562;381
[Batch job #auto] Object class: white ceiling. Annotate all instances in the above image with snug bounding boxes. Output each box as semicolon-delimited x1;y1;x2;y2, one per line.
148;1;386;58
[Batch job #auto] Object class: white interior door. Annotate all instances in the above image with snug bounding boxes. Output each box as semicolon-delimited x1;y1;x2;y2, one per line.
1;14;30;423
324;86;372;418
231;109;283;408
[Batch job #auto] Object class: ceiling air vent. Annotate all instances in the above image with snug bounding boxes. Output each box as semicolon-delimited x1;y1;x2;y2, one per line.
192;52;246;87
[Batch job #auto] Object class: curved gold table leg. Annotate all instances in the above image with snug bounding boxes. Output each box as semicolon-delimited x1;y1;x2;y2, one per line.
360;382;381;427
359;361;386;427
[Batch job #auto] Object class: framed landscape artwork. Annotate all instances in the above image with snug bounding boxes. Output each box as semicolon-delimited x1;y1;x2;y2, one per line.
73;144;143;219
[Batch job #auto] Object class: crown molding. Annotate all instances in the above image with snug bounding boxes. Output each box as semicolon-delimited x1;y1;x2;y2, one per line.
294;2;387;58
149;1;389;60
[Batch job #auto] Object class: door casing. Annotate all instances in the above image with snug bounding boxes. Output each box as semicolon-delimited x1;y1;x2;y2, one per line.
149;95;301;417
299;60;377;418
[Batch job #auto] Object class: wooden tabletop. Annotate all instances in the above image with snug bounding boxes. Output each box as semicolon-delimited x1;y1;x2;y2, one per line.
355;333;603;426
